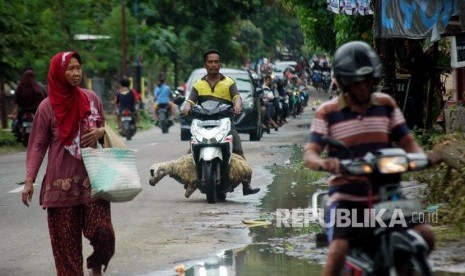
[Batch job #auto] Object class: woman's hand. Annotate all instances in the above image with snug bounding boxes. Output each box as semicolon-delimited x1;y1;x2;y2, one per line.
81;127;105;148
21;179;34;207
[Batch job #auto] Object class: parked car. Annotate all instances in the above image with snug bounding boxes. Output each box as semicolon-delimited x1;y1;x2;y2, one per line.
179;68;262;141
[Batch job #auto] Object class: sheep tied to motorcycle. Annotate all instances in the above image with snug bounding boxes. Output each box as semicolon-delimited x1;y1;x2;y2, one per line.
149;99;258;203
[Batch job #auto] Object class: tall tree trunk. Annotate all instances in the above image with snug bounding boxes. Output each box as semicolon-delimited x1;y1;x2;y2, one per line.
375;38;396;95
372;0;396;96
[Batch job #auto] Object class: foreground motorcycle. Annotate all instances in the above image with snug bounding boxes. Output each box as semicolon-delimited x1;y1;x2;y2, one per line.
180;98;239;203
311;137;432;275
156;103;173;134
119;108;137;140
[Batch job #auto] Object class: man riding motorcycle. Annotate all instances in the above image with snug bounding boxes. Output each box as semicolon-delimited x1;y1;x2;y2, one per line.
302;41;436;276
115;78;139;128
153;76;175;125
182;49;260;196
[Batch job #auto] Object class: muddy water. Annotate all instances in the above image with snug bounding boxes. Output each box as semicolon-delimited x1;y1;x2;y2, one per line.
156;147;465;276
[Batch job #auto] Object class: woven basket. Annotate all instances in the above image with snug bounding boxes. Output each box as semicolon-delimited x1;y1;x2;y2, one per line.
82;147;142;202
103;124;127;148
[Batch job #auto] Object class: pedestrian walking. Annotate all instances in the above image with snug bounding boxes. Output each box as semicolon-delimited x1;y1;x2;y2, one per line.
21;51;115;276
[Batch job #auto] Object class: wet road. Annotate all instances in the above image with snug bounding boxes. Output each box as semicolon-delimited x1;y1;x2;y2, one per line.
3;89;464;275
0;91;321;275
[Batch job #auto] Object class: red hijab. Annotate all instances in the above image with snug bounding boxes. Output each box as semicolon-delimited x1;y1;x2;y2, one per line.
47;52;90;146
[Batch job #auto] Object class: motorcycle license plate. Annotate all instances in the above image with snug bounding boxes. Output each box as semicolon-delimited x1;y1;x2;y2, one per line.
198;120;220;127
373;199;422;222
121;116;132;121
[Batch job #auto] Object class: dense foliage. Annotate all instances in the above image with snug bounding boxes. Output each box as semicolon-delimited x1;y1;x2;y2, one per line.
0;0;304;90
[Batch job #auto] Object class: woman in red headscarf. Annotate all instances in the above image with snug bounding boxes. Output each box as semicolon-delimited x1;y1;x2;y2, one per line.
21;52;115;276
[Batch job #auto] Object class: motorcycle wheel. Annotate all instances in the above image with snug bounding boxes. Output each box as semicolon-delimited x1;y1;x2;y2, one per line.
122;121;131;141
203;161;217;204
217;193;226;201
161;120;168;134
22;133;29;147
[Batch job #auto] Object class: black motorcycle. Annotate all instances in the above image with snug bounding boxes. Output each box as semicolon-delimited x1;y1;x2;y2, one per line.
119;108;137;140
13;109;35;147
156;103;173;134
311;137;432;275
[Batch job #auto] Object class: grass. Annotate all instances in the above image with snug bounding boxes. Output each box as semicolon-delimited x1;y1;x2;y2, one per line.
432;225;465;245
0;129;26;154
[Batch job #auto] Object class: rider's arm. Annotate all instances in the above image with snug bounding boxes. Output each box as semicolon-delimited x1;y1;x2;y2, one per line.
398;134;424;154
398;133;443;165
153;87;159;102
303;142;325;170
230;83;242;114
182;87;199;114
303;142;340;173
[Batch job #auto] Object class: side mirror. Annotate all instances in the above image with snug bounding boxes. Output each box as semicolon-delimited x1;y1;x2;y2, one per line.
173;96;185;106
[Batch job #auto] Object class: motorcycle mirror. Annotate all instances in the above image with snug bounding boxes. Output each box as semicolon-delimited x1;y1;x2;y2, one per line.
173;96;185;106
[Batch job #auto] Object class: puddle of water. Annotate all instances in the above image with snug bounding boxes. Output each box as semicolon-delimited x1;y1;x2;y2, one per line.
150;147;465;275
297;124;311;129
173;244;323;276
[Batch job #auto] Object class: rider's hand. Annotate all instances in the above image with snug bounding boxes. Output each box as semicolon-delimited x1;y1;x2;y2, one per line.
21;179;34;207
321;158;340;174
181;104;191;116
233;101;242;114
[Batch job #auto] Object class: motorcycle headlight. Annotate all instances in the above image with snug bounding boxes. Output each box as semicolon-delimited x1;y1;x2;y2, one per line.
376;156;408;174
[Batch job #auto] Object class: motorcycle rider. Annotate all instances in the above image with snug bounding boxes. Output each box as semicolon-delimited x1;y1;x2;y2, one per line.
182;49;260;196
115;78;139;128
302;41;436;276
11;68;47;141
261;75;279;130
153;76;175;125
285;75;302;117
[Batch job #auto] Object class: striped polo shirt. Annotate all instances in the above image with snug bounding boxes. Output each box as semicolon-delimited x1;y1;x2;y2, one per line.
307;92;411;199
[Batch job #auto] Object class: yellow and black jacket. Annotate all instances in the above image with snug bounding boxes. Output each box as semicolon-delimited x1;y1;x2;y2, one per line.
187;74;240;106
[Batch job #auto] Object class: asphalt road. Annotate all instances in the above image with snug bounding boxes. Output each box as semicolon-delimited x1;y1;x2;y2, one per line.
0;92;322;276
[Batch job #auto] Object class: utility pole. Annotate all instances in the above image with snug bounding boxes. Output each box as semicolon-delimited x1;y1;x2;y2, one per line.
133;0;142;95
121;1;127;77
